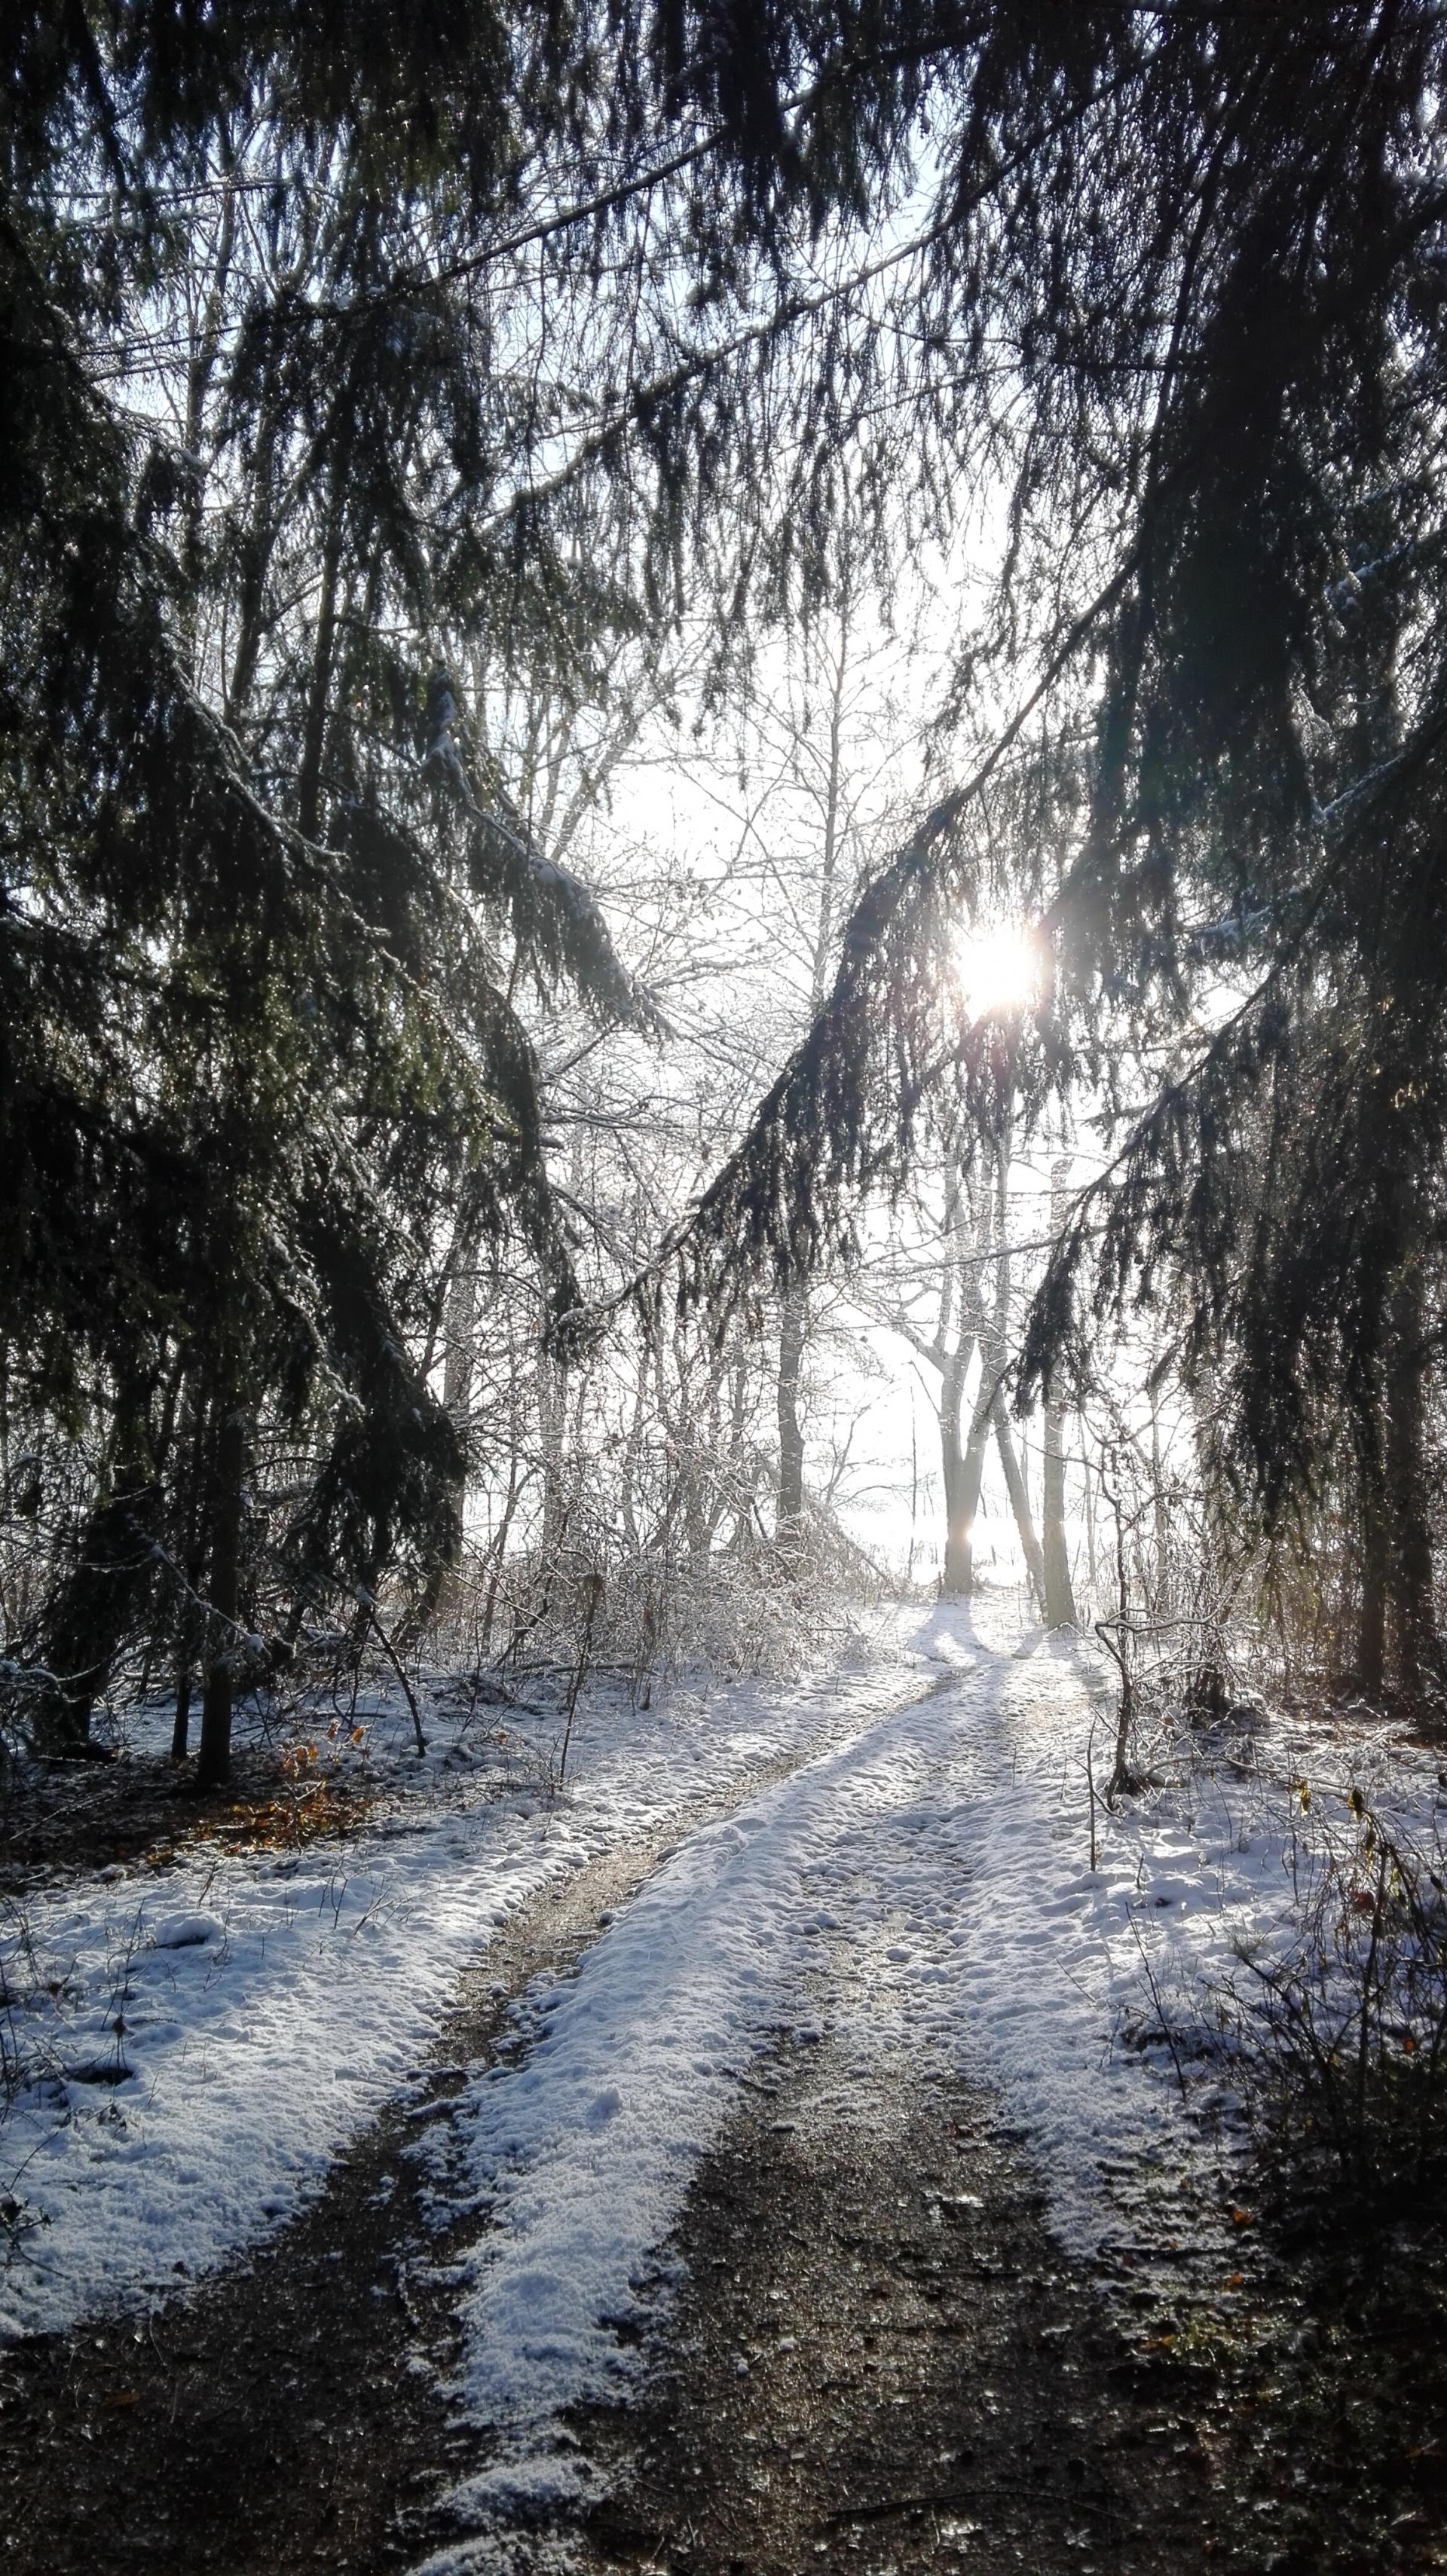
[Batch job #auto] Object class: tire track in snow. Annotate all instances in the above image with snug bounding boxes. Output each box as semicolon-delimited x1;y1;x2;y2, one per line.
0;1642;935;2341
408;1627;1002;2546
0;1654;947;2576
408;1601;1274;2563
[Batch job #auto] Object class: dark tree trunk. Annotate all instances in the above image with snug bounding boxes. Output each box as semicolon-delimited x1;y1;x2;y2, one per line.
1357;1257;1436;1701
1359;1469;1389;1698
1040;1161;1077;1627
171;1668;193;1765
35;1383;161;1754
295;463;347;845
35;1481;160;1754
413;1264;474;1639
197;1404;246;1788
1387;1262;1435;1698
170;1392;210;1762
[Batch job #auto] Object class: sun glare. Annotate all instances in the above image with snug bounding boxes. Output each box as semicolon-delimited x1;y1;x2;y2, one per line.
953;918;1041;1024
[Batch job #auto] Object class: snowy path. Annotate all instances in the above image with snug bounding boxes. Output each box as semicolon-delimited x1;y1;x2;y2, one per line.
403;1599;1445;2561
393;1603;1329;2553
0;1628;938;2339
5;1594;1434;2385
413;1616;1111;2544
566;2034;1219;2576
3;1596;1442;2574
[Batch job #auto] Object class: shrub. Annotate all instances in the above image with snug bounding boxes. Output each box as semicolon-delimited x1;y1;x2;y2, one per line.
1219;1799;1447;2212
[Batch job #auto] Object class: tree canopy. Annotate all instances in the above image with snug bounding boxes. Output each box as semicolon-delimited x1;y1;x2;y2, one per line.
668;0;1447;1675
7;0;1447;1745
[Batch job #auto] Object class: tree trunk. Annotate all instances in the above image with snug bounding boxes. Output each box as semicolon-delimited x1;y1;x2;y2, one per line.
197;1403;246;1789
539;1355;567;1556
956;1400;993;1592
943;1364;995;1600
939;1334;974;1593
170;1395;210;1761
1042;1159;1078;1627
727;1355;755;1554
1149;1396;1170;1615
953;1129;1017;1597
619;1338;650;1552
772;597;849;1539
479;1456;524;1653
35;1485;159;1754
1042;1393;1077;1627
171;1666;194;1765
907;1402;919;1587
776;1285;806;1536
35;1391;161;1756
1387;1260;1435;1698
993;1409;1048;1612
1359;1469;1389;1699
419;1264;475;1636
295;456;347;844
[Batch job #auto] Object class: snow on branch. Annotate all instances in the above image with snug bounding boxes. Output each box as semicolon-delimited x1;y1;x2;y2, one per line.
422;666;664;1037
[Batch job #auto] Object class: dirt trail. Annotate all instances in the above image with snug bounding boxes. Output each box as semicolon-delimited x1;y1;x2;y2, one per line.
570;2038;1218;2576
4;1652;1441;2576
0;1703;920;2573
0;1814;697;2574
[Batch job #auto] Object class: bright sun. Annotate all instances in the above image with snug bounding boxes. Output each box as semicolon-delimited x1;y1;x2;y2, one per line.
953;918;1041;1024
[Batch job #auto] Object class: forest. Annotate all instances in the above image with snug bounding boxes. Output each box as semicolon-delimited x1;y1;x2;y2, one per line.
2;4;1446;2570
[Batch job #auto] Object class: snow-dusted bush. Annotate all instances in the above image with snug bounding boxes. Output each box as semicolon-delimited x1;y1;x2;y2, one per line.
427;1514;884;1709
1218;1798;1447;2207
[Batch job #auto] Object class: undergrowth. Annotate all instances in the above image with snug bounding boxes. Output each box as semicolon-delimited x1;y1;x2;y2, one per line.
1218;1800;1447;2220
427;1517;884;1710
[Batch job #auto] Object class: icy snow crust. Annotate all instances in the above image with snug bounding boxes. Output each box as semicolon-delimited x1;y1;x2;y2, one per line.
2;1595;1439;2479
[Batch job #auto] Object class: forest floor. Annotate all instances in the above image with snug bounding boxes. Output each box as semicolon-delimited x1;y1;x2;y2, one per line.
1;1597;1444;2575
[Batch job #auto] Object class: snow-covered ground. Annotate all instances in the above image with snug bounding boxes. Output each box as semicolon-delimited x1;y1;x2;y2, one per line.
2;1587;1440;2545
405;1600;1445;2550
0;1636;918;2341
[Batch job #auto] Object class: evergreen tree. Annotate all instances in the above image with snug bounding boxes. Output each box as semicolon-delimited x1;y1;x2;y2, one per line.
662;1;1447;1682
12;1;1447;1727
0;10;664;1766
